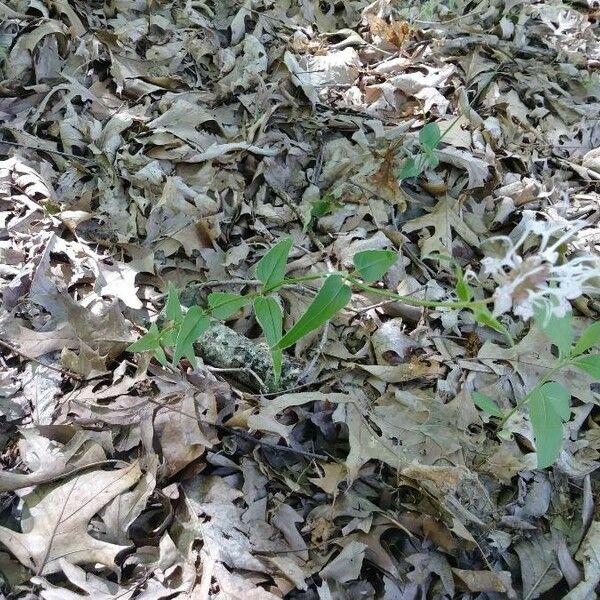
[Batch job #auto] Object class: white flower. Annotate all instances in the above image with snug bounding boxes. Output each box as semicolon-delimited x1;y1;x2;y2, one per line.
481;213;599;320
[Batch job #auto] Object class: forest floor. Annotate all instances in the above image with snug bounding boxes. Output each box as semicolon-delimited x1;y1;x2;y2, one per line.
1;0;600;598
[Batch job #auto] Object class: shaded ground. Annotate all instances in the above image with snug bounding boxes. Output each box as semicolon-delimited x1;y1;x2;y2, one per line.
0;0;599;598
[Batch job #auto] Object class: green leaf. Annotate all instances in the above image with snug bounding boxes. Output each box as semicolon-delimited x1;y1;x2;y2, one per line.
254;296;283;347
572;354;600;379
419;123;441;153
311;199;335;219
255;238;293;288
572;321;600;355
276;274;351;350
534;304;573;358
353;249;397;282
254;297;284;386
165;283;183;323
455;266;473;302
153;345;168;366
398;157;421;181
162;285;184;347
173;306;209;366
423;151;440;169
528;381;571;468
127;324;161;353
473;307;514;345
425;252;453;263
208;292;252;319
472;391;503;418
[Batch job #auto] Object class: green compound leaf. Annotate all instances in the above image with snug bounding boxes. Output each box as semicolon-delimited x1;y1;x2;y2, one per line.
254;296;284;385
127;323;161;353
255;237;293;289
572;353;600;379
572;321;600;356
208;292;252;320
419;122;441;152
471;391;503;418
173;306;209;367
353;249;397;282
528;381;571;469
276;274;351;350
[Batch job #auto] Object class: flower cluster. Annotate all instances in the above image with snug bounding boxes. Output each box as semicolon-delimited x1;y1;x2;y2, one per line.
481;213;600;320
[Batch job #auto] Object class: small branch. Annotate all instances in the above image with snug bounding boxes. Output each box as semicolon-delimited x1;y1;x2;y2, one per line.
217;424;327;460
207;366;267;392
0;339;83;380
185;278;261;290
256;370;348;397
0;139;96;164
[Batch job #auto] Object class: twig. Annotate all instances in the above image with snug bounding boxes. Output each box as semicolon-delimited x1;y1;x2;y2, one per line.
0;139;96;165
523;562;554;600
185;278;261;290
217;424;327;460
207;366;267;392
254;370;348;397
142;393;327;460
0;339;83;380
351;299;397;314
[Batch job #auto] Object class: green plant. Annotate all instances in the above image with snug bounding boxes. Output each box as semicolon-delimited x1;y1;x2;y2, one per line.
305;192;340;232
473;309;600;468
128;237;599;468
398;122;442;181
128;241;496;386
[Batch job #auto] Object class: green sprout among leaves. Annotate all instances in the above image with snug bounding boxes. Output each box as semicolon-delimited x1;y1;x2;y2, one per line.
473;310;600;468
128;239;488;385
398;122;442;181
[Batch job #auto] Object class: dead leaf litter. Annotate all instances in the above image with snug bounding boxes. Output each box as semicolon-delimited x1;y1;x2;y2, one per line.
0;0;599;598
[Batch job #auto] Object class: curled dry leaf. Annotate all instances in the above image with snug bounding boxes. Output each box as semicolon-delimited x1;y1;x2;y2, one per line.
0;428;106;493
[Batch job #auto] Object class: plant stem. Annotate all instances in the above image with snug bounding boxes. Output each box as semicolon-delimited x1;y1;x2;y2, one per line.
342;274;491;310
195;272;493;312
268;272;333;292
278;272;492;310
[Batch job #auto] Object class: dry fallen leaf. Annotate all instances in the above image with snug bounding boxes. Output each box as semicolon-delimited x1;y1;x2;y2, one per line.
564;521;600;600
0;0;599;596
0;463;141;574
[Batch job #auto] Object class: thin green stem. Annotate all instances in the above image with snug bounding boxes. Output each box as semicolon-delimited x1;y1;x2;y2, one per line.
264;272;333;293
194;272;492;312
342;274;490;310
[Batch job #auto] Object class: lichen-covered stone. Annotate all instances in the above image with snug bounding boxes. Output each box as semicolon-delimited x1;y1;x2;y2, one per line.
181;285;303;392
196;322;302;392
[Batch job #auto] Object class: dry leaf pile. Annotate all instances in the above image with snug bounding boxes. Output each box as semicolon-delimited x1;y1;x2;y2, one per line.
0;0;599;598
